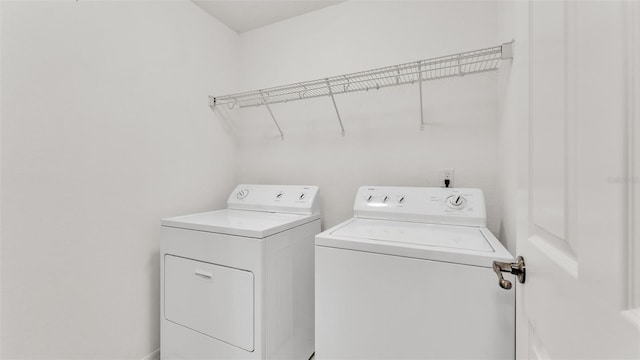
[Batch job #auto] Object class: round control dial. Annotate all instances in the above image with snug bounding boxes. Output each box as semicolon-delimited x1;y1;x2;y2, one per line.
447;194;466;209
236;189;250;200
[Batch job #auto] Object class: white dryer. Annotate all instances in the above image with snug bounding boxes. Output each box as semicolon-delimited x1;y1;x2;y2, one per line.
161;184;320;360
315;186;515;359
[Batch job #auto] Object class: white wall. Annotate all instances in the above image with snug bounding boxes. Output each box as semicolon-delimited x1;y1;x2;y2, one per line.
496;1;530;358
497;1;530;254
232;1;505;233
0;1;238;358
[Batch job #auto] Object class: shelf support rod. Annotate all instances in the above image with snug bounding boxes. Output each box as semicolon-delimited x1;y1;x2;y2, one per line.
260;92;284;140
418;61;425;131
326;80;345;136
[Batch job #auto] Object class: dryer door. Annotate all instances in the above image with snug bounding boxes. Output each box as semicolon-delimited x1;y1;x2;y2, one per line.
164;255;254;352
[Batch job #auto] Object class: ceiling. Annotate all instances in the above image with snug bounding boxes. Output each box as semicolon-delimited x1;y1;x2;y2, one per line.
192;1;345;33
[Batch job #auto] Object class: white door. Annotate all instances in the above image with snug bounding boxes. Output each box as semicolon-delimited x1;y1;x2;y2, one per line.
517;0;640;358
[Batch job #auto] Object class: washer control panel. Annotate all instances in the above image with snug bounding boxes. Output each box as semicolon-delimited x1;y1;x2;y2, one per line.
353;186;486;227
228;184;320;215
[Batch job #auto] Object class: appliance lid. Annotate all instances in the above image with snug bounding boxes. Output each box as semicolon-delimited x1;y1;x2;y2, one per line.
161;209;318;239
316;218;514;267
331;218;493;252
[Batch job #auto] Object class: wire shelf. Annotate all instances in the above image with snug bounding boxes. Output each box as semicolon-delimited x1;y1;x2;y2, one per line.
211;43;512;109
209;42;513;138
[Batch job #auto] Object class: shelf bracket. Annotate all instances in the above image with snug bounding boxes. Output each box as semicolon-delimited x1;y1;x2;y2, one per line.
326;80;345;136
208;95;216;110
418;61;425;131
260;92;284;140
501;41;514;60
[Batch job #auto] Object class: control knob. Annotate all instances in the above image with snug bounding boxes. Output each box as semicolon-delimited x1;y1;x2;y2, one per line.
236;189;250;200
447;195;466;209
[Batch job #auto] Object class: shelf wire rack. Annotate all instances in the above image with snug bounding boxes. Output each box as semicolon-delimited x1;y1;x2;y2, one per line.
209;42;513;139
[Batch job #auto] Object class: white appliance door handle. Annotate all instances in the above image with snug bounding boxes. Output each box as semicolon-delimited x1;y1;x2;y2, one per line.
194;269;213;279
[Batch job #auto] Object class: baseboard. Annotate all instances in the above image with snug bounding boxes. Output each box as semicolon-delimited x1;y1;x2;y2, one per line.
141;348;160;360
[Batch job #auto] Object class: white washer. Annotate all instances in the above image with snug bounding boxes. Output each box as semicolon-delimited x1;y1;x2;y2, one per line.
315;186;515;359
161;184;320;360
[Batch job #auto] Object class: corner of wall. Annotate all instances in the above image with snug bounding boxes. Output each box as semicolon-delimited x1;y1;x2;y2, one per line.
141;348;160;360
0;0;4;356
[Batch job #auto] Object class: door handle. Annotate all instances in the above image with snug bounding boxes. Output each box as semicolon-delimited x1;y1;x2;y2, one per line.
492;256;526;290
194;269;213;279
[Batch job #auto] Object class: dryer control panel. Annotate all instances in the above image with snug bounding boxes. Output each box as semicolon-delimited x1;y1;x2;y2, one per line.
353;186;486;227
228;184;320;215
